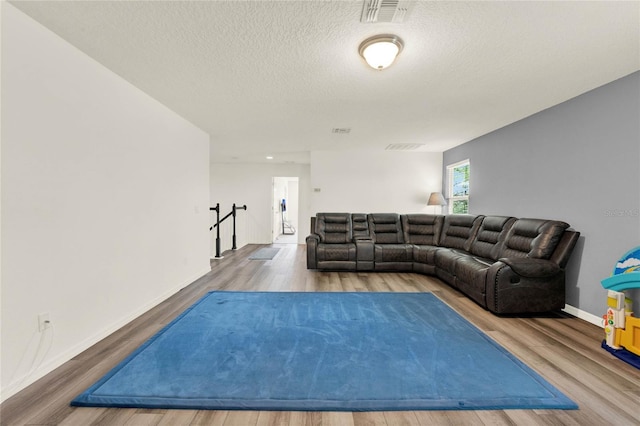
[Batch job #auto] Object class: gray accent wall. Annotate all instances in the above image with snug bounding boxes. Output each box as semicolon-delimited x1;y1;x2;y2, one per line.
443;71;640;318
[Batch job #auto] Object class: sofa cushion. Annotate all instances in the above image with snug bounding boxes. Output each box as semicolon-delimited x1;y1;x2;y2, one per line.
401;214;443;245
315;213;352;244
455;257;492;306
368;213;404;244
499;218;570;260
374;244;413;263
469;216;516;260
317;243;356;262
413;245;439;265
434;248;468;271
439;215;484;251
456;257;492;283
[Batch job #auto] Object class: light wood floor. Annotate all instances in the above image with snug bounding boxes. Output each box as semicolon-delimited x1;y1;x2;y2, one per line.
2;244;639;426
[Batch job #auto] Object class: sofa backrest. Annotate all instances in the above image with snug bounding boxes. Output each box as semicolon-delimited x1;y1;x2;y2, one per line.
469;216;516;260
351;214;370;239
368;213;404;244
439;215;484;251
498;218;570;260
315;213;352;244
550;230;580;268
401;214;443;246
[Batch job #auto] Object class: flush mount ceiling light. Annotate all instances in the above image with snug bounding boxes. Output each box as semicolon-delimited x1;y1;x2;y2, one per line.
358;34;404;70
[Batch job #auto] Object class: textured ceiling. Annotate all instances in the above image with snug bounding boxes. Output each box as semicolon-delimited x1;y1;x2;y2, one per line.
8;1;640;164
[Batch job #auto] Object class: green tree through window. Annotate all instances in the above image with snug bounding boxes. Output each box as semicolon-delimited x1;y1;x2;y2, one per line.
447;161;470;214
452;199;468;214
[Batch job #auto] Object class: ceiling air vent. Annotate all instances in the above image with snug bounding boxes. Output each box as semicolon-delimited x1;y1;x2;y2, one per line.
385;143;424;151
361;0;414;23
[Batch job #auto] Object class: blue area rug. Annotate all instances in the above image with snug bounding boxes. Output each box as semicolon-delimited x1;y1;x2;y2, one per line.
71;292;577;411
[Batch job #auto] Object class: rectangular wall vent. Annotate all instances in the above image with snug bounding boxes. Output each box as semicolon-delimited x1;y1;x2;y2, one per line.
361;0;414;23
385;143;425;151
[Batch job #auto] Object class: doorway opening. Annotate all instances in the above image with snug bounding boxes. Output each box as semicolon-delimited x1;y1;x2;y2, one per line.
272;177;299;244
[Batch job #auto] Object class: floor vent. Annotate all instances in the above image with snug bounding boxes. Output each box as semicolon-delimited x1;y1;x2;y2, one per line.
361;0;414;23
385;143;424;151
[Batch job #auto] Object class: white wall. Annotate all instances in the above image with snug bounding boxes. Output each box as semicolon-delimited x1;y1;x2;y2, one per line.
210;163;311;253
209;152;440;255
1;4;211;401
443;72;640;319
310;151;443;215
210;150;441;251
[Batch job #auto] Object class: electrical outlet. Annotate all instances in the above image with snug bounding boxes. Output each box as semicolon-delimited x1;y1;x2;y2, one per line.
38;312;51;332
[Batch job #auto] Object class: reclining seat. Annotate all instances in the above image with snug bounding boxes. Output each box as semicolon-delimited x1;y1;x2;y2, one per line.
454;216;516;308
434;215;484;287
368;213;413;271
305;213;356;270
401;214;444;275
485;218;578;314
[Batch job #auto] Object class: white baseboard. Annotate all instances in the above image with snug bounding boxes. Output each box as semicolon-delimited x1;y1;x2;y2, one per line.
0;267;211;404
563;304;603;327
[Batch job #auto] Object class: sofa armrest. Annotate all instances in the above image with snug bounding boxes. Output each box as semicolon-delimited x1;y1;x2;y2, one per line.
306;234;319;269
485;260;565;314
498;257;561;278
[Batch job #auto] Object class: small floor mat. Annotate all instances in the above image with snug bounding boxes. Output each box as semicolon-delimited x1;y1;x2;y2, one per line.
248;247;280;260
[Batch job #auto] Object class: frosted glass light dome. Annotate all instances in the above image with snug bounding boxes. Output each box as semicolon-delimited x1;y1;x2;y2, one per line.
359;35;404;70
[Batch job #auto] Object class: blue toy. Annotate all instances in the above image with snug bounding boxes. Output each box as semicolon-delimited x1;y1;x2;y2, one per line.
602;246;640;292
601;246;640;369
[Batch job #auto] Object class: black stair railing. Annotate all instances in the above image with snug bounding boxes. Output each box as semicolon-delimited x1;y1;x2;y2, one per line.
210;203;247;258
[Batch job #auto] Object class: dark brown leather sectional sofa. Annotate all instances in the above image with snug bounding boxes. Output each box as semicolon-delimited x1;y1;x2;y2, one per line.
306;213;580;314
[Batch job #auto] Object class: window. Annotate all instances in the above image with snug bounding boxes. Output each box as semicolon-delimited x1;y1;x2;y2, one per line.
446;160;470;214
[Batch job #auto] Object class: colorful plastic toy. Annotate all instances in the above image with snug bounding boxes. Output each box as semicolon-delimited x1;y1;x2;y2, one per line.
601;246;640;369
